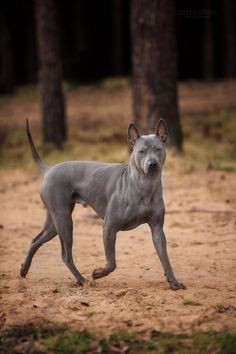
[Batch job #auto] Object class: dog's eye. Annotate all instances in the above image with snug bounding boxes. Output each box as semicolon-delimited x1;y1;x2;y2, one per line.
155;147;161;152
138;150;145;154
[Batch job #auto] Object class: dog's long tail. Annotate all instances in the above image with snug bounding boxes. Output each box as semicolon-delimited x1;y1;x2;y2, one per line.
26;119;49;173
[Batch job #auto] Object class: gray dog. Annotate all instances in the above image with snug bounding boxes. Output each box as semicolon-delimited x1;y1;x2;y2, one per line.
21;119;185;290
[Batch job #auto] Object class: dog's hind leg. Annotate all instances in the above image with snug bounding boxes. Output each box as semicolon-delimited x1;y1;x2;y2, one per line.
20;212;57;278
50;207;86;285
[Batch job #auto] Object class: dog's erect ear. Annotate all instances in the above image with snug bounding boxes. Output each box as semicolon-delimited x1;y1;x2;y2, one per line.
128;123;140;147
155;119;168;143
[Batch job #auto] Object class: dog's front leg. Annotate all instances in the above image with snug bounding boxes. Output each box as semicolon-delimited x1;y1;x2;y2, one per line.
92;224;117;279
149;223;186;290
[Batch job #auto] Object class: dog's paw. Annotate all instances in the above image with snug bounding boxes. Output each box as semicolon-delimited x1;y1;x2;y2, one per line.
77;277;86;286
92;267;106;279
169;279;186;290
92;264;116;279
20;264;27;278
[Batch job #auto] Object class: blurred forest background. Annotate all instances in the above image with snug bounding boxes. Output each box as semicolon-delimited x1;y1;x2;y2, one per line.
1;2;236;351
0;0;236;169
1;0;236;89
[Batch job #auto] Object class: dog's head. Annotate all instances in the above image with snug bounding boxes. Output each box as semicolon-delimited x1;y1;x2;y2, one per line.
128;119;168;177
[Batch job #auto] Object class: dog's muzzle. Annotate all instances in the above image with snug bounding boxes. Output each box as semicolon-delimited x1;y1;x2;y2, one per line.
147;160;160;175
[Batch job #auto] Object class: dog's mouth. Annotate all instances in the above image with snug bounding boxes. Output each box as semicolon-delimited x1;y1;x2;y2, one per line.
145;166;161;177
147;171;160;178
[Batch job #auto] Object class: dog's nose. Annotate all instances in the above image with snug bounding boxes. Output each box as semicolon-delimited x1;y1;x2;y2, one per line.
148;161;158;169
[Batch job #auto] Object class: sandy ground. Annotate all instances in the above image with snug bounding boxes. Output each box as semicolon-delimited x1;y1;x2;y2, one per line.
0;167;236;336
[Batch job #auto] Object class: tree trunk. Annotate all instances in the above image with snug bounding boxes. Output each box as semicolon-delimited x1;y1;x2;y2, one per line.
0;15;14;93
203;0;214;81
112;0;125;75
223;0;236;78
131;0;182;150
35;0;66;148
24;1;37;84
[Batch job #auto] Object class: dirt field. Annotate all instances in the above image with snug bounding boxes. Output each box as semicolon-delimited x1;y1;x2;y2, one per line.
0;167;236;336
0;81;236;344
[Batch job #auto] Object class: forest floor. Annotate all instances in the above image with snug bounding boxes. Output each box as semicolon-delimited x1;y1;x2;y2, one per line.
0;80;236;352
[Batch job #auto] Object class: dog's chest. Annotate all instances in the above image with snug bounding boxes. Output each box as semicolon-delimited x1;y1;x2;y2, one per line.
119;195;159;231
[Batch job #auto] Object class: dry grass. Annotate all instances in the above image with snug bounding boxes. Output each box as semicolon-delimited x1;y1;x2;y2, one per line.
0;79;236;172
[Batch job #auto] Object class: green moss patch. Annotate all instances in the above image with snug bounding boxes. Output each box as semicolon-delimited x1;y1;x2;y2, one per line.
1;323;236;354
